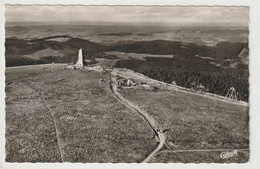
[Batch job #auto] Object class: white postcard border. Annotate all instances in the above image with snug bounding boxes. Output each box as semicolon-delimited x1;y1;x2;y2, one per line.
0;1;259;169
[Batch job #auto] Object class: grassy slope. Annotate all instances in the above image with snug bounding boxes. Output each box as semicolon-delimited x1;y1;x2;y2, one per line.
120;88;249;163
5;66;62;162
5;65;156;162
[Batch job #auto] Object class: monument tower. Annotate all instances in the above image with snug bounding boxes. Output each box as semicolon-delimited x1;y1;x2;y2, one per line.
75;48;85;67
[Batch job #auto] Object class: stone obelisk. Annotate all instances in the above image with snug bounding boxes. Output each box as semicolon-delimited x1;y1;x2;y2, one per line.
75;48;84;67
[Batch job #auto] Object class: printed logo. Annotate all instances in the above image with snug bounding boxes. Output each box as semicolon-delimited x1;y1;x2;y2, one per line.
220;150;238;159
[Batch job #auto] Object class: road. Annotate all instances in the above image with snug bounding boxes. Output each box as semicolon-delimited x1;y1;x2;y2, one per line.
110;72;166;163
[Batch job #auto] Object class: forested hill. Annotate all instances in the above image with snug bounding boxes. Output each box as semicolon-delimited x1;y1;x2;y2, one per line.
5;37;248;66
5;36;109;66
115;56;249;102
112;40;248;59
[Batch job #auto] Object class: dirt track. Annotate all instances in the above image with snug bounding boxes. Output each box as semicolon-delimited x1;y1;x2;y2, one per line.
110;71;166;163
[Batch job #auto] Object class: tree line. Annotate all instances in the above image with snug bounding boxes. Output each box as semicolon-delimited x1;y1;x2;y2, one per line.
116;58;249;102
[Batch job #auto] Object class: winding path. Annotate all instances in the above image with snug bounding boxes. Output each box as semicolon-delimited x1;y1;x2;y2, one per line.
110;72;166;163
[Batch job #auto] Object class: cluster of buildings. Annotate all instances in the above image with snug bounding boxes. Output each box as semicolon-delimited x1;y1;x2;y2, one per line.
113;76;142;87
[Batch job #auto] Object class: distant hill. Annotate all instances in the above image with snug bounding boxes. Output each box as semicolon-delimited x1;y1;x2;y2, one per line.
112;40;248;59
5;36;248;66
5;36;110;66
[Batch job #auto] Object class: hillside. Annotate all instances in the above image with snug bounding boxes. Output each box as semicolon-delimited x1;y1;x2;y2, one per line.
5;36;109;66
5;36;249;101
115;56;249;102
5;64;156;162
5;36;248;66
113;40;248;59
5;64;249;163
117;69;249;163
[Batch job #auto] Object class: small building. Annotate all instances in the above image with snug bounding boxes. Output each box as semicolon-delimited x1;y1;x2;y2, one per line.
226;87;238;100
196;85;206;92
171;81;176;85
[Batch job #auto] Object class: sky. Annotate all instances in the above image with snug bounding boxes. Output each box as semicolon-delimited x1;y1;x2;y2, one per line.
5;5;249;26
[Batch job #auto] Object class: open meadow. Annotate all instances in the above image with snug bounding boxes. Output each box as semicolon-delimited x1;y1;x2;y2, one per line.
5;64;156;162
120;87;249;163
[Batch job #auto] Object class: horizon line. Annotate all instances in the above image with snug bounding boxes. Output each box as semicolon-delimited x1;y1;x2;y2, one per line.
5;21;248;27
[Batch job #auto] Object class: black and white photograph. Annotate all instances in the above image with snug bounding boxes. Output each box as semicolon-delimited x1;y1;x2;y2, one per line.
1;2;258;165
